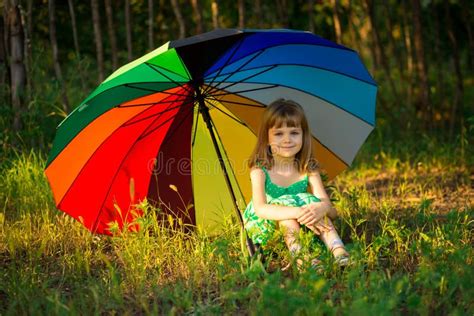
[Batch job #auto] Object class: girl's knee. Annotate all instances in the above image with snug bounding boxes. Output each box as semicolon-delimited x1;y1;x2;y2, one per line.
278;219;299;229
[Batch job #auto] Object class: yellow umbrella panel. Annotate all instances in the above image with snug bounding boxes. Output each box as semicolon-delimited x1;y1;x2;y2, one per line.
191;97;257;232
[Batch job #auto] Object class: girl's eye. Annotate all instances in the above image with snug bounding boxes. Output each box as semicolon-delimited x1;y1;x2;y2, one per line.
291;131;300;135
274;132;282;136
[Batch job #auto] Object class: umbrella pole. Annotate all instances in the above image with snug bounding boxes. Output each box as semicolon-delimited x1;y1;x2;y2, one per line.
195;86;256;258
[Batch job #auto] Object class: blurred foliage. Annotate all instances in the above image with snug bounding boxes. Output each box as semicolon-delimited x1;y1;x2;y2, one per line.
0;0;472;154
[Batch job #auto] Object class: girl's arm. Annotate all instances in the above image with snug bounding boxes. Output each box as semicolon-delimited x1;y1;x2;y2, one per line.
250;167;301;220
298;171;338;225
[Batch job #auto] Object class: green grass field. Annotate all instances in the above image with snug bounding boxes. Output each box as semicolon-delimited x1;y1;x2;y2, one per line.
1;131;472;315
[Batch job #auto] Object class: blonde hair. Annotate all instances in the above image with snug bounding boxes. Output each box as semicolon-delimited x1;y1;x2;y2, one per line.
248;98;319;173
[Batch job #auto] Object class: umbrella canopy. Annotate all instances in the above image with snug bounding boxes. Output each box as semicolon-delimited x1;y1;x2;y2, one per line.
45;29;377;236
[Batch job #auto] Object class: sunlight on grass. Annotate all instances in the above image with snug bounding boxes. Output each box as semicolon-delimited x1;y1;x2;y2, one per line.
0;136;472;314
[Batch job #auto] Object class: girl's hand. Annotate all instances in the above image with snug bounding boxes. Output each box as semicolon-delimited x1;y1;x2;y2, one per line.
297;203;328;226
306;218;332;235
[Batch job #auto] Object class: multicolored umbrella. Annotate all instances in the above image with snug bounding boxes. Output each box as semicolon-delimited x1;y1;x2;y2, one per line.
45;29;377;247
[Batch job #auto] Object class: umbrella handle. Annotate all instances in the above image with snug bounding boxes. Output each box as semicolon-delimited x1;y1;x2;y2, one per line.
245;235;256;257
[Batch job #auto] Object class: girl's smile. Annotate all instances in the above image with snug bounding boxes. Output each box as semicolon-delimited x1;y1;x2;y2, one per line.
268;124;303;159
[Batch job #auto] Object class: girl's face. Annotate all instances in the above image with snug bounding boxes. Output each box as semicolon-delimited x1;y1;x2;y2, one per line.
268;123;303;159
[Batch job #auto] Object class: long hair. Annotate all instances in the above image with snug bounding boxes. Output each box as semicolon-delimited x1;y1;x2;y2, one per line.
248;98;319;173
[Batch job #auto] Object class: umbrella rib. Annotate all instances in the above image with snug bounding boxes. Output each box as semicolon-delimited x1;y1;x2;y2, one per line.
215;81;375;126
144;63;194;94
205;65;277;96
90;100;187;233
156;104;195;148
209;84;279;98
202;42;365;83
124;83;191;97
191;107;199;146
54;91;184;233
144;62;190;81
122;102;187;127
202;49;266;96
203;37;246;94
209;93;351;168
207;63;378;87
137;99;195;141
207;98;265;108
311;134;350;166
204;105;246;209
117;95;190;108
204;97;248;127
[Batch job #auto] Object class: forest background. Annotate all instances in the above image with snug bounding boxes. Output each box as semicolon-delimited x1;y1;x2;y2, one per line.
0;0;473;314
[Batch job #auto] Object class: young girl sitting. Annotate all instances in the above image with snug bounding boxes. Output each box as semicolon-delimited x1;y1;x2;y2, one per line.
243;98;349;270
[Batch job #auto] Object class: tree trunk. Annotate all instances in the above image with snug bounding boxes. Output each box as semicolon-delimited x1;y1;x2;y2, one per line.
105;0;118;70
191;0;203;34
238;0;245;29
431;2;445;129
17;3;31;103
382;1;403;80
125;0;133;61
460;0;474;72
357;4;378;72
2;2;10;90
364;0;399;100
25;0;34;86
67;0;80;57
91;0;104;82
276;0;288;27
330;0;342;44
363;0;381;70
67;0;86;90
308;0;314;33
445;0;464;138
171;0;186;38
401;0;414;106
347;2;362;57
412;0;431;129
48;0;69;113
0;14;6;87
148;0;154;49
9;1;26;131
255;0;262;28
211;1;219;29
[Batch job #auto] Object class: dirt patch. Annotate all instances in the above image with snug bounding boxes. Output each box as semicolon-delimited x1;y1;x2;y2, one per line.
333;166;473;213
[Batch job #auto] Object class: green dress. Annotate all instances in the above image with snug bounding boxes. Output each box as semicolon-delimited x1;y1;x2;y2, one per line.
243;166;321;246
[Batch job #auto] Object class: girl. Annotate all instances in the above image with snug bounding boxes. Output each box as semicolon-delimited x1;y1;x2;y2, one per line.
243;99;349;270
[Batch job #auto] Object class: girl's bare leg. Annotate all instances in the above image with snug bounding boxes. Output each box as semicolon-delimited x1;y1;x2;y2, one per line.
279;219;322;270
278;219;302;255
318;218;349;258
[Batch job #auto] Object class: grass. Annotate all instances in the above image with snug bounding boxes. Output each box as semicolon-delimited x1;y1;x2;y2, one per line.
0;131;473;315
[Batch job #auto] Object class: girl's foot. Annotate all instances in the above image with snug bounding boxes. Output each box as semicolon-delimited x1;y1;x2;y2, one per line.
281;257;323;272
332;246;350;266
297;257;323;272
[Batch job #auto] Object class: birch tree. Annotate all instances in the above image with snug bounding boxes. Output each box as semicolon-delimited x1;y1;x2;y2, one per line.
191;0;203;34
211;1;219;29
148;0;154;50
238;0;245;29
308;0;314;33
171;0;186;39
48;0;69;113
0;14;6;87
125;0;133;61
67;0;80;57
105;0;118;70
331;0;342;44
412;0;431;128
444;0;464;137
91;0;104;82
